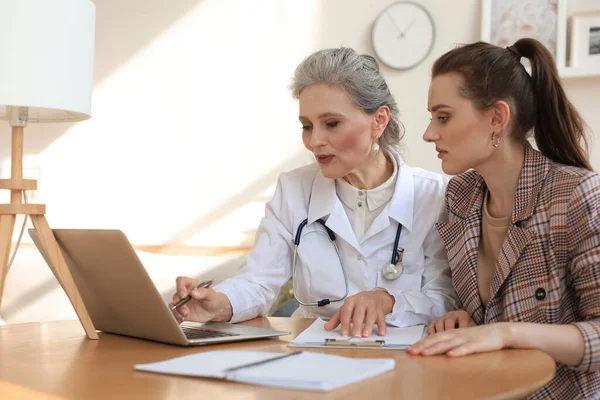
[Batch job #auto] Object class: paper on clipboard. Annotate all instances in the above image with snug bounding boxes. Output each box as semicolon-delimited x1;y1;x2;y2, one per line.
288;318;425;349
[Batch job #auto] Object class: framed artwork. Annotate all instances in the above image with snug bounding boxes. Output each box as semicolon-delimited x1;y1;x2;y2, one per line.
569;11;600;68
481;0;567;68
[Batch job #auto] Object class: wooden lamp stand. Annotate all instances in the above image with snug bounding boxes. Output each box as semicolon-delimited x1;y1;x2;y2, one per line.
0;123;98;339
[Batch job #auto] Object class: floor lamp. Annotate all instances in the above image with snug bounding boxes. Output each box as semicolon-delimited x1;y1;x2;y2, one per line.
0;0;98;339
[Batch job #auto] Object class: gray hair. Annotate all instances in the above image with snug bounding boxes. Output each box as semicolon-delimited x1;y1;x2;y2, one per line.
290;47;404;153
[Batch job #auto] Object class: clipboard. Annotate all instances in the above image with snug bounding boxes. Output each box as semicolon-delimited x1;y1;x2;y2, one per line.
288;338;409;350
288;318;425;350
326;338;386;347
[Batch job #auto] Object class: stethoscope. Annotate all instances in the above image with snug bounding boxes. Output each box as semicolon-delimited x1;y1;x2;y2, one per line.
291;218;404;307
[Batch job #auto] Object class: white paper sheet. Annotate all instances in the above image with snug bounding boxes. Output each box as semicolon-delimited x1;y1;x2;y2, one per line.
289;318;425;348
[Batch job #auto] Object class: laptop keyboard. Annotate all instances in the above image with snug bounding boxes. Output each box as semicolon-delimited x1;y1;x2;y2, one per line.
181;325;240;340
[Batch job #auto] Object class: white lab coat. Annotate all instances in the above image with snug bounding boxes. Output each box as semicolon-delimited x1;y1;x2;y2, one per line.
214;150;459;327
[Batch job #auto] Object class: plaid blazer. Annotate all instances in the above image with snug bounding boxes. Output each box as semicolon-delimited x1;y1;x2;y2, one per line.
437;143;600;399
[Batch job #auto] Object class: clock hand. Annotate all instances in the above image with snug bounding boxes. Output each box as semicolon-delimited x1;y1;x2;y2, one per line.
385;10;403;37
398;17;417;39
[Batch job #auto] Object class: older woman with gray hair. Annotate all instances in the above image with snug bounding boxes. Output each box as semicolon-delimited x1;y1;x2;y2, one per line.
171;47;458;338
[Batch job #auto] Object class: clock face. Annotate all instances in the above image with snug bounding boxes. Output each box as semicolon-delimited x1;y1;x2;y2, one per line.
372;1;435;70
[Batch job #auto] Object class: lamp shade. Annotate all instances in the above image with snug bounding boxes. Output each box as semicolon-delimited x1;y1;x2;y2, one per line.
0;0;96;123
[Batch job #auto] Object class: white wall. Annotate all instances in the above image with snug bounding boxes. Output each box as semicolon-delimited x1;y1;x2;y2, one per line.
0;0;598;250
566;0;600;168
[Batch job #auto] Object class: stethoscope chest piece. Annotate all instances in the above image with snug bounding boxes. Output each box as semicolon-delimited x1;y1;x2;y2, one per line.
382;248;404;281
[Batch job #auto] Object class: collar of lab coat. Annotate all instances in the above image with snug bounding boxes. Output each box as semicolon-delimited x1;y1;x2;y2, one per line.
307;149;414;249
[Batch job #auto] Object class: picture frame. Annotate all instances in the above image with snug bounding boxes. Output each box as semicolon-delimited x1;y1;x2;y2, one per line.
481;0;567;68
569;10;600;68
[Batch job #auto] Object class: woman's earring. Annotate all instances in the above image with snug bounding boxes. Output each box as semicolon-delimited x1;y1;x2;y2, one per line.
491;131;500;147
372;143;380;153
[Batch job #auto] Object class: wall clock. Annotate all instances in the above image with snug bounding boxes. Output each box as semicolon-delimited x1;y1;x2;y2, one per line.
372;1;436;70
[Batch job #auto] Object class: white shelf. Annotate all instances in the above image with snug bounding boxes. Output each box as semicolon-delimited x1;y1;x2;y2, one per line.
559;66;600;79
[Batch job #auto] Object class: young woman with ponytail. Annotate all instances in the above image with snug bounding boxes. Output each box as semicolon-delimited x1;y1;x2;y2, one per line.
410;38;600;398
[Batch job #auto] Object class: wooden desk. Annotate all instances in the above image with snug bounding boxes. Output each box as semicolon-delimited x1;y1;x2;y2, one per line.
0;317;555;399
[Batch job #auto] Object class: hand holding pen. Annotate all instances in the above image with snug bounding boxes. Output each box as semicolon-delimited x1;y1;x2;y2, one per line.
171;279;213;311
169;277;234;324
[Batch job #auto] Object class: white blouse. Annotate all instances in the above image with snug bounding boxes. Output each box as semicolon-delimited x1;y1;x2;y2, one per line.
335;153;398;242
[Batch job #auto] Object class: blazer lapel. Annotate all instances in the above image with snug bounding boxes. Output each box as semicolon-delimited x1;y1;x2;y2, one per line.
485;143;551;315
437;175;486;324
486;225;534;311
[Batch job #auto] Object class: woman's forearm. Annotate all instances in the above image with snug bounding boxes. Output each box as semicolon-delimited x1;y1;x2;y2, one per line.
505;322;585;366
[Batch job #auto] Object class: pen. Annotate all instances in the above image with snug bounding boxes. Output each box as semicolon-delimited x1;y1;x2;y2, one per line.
222;351;303;373
170;280;213;311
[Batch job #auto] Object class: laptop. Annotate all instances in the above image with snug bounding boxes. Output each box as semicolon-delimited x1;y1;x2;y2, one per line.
28;229;290;346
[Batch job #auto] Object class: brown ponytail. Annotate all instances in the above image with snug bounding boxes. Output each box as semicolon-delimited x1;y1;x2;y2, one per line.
432;38;592;171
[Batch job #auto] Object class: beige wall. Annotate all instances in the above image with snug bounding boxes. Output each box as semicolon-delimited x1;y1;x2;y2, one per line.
0;0;598;251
